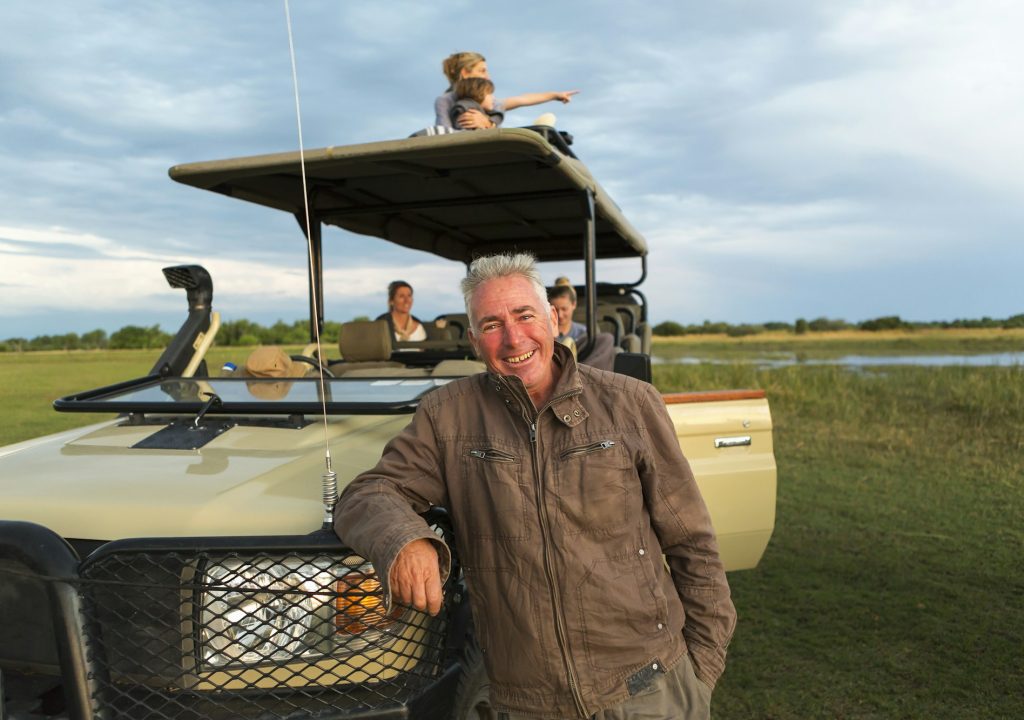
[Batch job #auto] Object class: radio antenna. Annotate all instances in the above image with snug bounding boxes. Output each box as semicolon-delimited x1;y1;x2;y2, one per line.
283;0;337;528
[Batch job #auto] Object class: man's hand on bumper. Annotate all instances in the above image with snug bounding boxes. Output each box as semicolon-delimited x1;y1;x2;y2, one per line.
390;538;443;616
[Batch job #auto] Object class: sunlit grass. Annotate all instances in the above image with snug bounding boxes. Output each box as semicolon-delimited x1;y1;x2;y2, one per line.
654;362;1024;718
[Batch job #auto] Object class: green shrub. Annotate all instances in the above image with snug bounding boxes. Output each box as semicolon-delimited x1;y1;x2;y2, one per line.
109;325;171;349
808;316;850;332
726;323;764;337
653;320;687;336
859;315;906;331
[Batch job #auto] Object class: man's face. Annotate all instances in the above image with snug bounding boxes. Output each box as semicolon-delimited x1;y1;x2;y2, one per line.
468;275;559;405
550;295;575;334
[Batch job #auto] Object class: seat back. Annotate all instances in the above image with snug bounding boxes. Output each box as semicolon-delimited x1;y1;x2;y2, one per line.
338;320;393;361
424;321;457;341
435;313;471;339
573;307;623;346
431;359;487;376
611;304;640;336
333;320;406;375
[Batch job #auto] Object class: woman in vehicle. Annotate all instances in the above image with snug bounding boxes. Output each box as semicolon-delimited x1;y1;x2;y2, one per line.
378;280;427;342
434;51;578;130
548;277;587;344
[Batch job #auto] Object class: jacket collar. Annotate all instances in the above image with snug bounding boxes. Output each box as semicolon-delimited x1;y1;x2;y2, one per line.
489;343;589;428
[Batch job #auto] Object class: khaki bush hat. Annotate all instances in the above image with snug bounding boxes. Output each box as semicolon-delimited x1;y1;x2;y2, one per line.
242;346;295;378
245;378;294;400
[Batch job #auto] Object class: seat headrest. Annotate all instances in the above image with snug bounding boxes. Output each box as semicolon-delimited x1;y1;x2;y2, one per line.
339;320;393;362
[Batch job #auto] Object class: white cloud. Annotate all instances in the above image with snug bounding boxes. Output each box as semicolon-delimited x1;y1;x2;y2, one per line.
0;223;464;322
623;193;910;268
1;0;1022;333
727;2;1024;197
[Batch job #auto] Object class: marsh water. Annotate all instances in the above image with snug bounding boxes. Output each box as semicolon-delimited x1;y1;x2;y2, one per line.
651;350;1024;368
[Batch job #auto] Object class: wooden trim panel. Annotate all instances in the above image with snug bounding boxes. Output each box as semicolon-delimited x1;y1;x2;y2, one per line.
661;389;766;404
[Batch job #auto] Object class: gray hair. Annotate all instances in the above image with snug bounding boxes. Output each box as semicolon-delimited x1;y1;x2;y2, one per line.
461;253;550;331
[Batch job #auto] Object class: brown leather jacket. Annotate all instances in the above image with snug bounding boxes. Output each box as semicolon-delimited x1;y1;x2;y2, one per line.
334;344;736;718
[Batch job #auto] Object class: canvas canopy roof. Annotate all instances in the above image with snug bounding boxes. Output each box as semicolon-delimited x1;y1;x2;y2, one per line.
169;128;648;263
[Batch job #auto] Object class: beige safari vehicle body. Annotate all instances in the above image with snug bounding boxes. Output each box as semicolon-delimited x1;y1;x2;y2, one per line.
0;127;775;720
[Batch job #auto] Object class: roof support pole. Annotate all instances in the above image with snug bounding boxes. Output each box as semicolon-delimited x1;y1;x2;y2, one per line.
296;211;324;341
582;188;597;342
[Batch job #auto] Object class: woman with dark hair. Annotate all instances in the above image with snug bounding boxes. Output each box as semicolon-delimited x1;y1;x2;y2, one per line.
378;281;427;342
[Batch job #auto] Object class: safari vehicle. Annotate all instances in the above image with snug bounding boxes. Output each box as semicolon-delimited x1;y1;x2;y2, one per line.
0;128;776;719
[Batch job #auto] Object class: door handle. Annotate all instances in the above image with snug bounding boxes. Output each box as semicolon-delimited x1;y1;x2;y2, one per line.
715;435;752;448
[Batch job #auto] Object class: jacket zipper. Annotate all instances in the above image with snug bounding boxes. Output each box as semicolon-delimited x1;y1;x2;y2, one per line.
502;376;589;719
559;440;615;461
468;448;517;462
529;418;588;719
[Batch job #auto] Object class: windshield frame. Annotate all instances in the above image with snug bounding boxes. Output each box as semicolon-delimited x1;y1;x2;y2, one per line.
53;375;449;416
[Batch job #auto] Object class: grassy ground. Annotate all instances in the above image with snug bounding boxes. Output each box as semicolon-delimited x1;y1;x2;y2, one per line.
3;343;1022;717
653;362;1023;718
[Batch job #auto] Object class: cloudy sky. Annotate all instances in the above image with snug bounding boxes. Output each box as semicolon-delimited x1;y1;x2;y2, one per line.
2;1;1022;338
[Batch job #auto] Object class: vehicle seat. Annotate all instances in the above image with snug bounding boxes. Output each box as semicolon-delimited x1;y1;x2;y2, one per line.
424;320;457;342
620;333;642;353
573;306;624;347
332;321;405;375
432;359;487;376
434;313;471;339
635;322;653;355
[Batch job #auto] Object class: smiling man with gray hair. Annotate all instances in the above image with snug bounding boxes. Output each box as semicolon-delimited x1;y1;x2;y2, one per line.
335;252;734;719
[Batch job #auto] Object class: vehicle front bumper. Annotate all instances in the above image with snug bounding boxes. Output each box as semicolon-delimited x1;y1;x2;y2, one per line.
0;520;465;720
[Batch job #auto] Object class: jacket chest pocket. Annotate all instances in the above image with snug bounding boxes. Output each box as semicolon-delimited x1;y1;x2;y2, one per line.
554;439;637;536
458;444;531;542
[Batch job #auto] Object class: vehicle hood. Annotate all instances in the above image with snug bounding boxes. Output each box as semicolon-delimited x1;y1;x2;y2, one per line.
0;414;411;541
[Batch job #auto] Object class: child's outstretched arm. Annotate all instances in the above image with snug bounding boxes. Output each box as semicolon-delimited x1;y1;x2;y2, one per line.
502;90;579;111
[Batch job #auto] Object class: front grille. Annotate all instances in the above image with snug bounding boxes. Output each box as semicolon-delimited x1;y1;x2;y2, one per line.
76;537;457;719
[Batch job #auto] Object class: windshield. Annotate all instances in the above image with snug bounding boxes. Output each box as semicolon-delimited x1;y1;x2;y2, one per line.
55;376;449;415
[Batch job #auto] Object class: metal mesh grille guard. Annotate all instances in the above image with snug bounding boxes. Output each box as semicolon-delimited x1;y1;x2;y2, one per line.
76;536;458;719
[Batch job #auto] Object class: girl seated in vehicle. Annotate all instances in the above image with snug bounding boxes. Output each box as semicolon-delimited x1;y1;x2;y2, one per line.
449;78;504;128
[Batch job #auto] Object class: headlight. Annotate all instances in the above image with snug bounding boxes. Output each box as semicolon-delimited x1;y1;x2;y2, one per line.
197;555;403;670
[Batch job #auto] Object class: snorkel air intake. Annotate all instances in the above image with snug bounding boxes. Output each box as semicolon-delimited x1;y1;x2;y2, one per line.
150;265;214;377
164;264;213;312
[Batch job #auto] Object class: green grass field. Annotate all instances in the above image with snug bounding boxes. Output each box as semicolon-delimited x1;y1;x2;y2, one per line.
652;361;1023;718
2;340;1022;717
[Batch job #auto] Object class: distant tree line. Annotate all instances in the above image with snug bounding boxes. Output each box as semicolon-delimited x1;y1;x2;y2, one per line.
652;313;1024;337
0;318;369;352
3;313;1022;351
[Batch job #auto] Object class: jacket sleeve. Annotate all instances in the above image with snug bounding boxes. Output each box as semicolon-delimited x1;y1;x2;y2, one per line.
637;383;737;688
333;403;452;609
449;101;469;127
434;92;454;128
